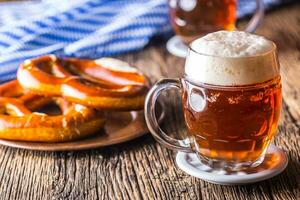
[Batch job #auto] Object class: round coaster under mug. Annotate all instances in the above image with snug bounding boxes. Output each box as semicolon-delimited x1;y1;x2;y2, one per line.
176;144;288;185
166;36;188;58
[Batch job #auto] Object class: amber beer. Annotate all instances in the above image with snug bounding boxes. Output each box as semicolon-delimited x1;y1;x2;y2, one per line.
145;31;281;170
182;77;281;163
169;0;237;44
181;31;282;168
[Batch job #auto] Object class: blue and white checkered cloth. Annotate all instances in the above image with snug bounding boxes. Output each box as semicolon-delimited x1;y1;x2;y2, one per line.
0;0;293;82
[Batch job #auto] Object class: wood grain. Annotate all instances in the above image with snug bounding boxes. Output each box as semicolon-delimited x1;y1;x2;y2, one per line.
0;3;299;200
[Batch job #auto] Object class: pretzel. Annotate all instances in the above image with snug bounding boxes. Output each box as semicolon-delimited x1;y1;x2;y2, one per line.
0;80;51;112
0;80;105;142
17;55;148;110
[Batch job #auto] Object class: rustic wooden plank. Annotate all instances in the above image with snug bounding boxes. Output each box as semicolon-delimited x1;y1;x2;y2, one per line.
0;148;53;200
0;3;299;200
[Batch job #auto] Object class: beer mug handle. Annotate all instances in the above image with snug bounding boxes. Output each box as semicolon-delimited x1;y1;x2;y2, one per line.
243;0;265;33
145;78;193;153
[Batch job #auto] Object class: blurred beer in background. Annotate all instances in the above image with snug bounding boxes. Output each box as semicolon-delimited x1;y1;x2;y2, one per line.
169;0;264;45
169;0;237;44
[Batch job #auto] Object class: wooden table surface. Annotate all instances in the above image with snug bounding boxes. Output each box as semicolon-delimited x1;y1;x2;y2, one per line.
0;3;299;200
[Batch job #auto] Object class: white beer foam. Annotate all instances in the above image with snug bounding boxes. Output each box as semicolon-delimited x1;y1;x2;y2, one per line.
185;31;279;86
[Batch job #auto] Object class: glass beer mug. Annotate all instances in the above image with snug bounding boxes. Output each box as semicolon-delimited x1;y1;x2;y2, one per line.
145;31;282;171
169;0;264;44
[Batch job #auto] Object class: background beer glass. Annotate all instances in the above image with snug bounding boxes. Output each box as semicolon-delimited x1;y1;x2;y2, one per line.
169;0;264;44
145;31;282;171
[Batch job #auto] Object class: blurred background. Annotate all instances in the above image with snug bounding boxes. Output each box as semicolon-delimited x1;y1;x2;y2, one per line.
0;0;297;82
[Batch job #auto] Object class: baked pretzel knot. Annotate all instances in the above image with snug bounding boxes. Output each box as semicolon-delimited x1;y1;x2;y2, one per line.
18;55;148;110
0;80;105;142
